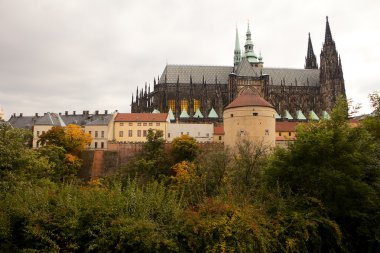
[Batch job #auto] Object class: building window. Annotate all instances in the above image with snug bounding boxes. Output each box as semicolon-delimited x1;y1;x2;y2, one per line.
143;122;147;126
181;132;183;135
101;131;104;138
149;122;153;126
101;142;104;149
180;99;188;113
168;133;171;138
186;132;189;135
95;142;98;149
119;131;123;137
253;113;258;116
168;99;175;112
206;133;209;137
37;131;40;137
279;132;282;136
138;130;141;137
219;136;222;141
36;142;39;148
120;123;124;126
89;131;92;136
128;130;132;137
194;99;201;112
230;114;233;117
95;131;98;138
143;130;147;137
137;123;141;126
129;122;133;126
289;132;292;136
156;123;160;126
265;129;269;135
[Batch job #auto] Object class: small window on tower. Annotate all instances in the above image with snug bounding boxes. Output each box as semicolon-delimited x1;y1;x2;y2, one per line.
230;114;234;117
253;113;258;116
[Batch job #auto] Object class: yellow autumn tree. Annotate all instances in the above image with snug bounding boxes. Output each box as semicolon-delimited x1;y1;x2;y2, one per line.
64;124;92;155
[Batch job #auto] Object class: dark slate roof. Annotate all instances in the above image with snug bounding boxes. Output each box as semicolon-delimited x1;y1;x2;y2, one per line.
158;65;233;84
225;89;274;109
35;113;65;126
236;58;259;77
8;116;40;130
157;64;320;87
263;68;320;86
85;115;113;126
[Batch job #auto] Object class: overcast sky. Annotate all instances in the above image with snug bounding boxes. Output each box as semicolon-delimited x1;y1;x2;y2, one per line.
1;0;379;119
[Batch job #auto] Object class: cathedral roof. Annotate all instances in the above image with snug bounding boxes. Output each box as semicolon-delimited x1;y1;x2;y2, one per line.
225;89;274;109
235;58;259;76
263;68;320;86
158;64;319;87
159;65;233;84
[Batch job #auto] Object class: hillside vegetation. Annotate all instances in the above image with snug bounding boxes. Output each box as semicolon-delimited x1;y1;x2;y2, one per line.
0;95;379;252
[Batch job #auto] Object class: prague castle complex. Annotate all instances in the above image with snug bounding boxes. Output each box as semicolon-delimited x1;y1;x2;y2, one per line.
131;17;346;122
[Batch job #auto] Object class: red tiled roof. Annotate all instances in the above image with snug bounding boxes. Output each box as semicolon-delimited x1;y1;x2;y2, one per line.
225;89;273;109
214;126;224;135
276;121;302;132
115;113;168;122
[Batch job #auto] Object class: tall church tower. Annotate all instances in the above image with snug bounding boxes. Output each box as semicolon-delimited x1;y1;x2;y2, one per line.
320;16;345;111
243;23;259;63
234;28;241;69
305;33;318;69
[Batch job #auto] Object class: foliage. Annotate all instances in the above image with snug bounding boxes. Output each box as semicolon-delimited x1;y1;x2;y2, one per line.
38;124;91;155
171;135;200;163
122;129;172;181
265;97;380;252
0;124;52;181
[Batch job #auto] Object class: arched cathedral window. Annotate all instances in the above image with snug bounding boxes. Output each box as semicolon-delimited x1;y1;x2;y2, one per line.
168;100;175;112
181;99;188;112
193;99;200;112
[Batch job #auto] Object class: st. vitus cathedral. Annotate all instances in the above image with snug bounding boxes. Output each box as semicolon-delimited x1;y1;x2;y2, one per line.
131;17;345;121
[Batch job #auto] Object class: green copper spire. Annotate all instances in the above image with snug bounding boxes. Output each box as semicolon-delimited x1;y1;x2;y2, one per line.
193;108;204;118
309;110;320;121
234;27;241;68
208;108;219;118
168;108;175;121
180;108;190;118
243;22;258;63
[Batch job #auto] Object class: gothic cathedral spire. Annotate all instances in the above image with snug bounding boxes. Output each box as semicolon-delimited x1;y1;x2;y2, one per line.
305;33;318;69
320;16;345;111
234;28;241;69
324;16;334;44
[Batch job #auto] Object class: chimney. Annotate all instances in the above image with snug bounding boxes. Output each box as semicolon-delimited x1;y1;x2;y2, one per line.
65;111;68;116
73;111;76;115
35;113;38;117
59;112;61;115
104;110;108;115
83;110;86;115
95;110;99;115
12;113;16;117
19;113;23;117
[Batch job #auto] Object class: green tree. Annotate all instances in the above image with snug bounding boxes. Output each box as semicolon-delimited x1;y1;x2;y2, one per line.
122;129;172;181
0;124;52;181
171;135;200;163
265;97;380;252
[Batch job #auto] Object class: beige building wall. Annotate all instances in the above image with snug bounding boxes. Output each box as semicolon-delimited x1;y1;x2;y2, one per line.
32;125;54;148
213;134;224;143
85;125;109;149
167;123;213;142
84;113;117;149
223;106;276;148
114;121;168;142
0;107;4;120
